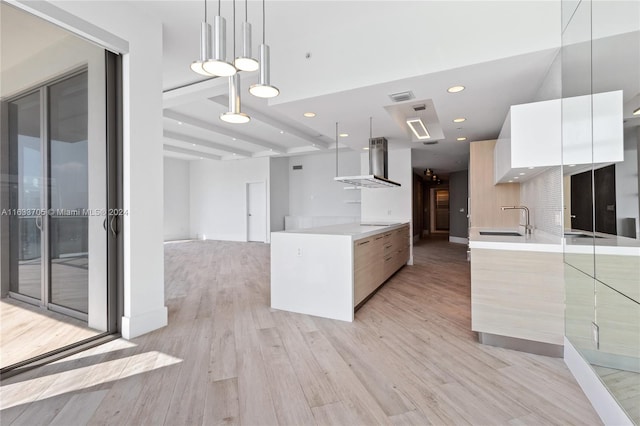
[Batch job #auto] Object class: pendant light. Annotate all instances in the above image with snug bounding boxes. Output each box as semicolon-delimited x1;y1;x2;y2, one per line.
234;0;259;71
249;0;279;98
203;0;237;77
190;0;213;76
221;0;250;124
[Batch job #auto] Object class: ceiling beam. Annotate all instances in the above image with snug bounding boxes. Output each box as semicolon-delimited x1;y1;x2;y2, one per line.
209;97;330;149
163;109;287;154
163;144;222;160
164;130;253;158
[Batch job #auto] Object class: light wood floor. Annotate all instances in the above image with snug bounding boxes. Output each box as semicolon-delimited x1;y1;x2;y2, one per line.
0;238;603;425
593;365;640;424
0;298;100;369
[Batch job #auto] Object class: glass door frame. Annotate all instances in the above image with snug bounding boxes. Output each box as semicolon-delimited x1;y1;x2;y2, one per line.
4;67;91;320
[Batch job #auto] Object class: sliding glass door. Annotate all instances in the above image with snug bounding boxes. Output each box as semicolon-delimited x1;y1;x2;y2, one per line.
7;70;95;319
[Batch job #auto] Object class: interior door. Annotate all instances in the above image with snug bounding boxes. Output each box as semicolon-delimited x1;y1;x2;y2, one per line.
570;169;593;231
247;182;266;242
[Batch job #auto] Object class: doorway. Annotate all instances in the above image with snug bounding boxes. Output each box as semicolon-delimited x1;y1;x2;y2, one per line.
430;188;450;234
247;182;267;242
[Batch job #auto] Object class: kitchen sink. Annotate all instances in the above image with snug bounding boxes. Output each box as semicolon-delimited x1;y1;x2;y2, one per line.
564;232;604;239
479;231;523;237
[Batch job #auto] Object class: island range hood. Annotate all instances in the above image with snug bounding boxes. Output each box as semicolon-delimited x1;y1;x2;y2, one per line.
334;137;401;188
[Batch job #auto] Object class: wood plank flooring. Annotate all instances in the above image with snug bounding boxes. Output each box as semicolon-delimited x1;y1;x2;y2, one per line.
0;238;603;425
592;366;640;424
0;298;100;369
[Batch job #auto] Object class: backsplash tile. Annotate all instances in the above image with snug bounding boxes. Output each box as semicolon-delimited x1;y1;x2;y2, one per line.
520;166;563;236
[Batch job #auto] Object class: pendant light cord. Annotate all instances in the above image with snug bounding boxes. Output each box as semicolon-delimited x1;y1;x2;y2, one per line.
204;0;207;23
335;122;339;177
262;0;266;43
217;0;221;16
369;116;373;139
232;0;236;58
245;0;248;22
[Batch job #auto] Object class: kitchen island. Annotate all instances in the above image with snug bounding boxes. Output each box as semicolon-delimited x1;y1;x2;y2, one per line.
271;222;410;321
469;227;564;355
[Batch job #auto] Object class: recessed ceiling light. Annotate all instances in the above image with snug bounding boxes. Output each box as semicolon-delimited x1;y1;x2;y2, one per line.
178;121;183;125
569;164;576;167
192;144;196;146
453;118;466;123
363;147;369;150
528;167;535;169
447;85;465;93
519;172;525;175
508;180;513;183
514;176;519;179
303;112;316;118
339;133;349;138
633;107;640;115
232;137;236;141
457;137;467;141
280;130;285;134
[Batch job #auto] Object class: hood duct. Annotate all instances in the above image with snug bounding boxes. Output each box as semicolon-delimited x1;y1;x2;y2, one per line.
334;136;401;188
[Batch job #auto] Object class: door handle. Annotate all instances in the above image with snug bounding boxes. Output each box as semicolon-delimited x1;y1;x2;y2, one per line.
103;218;108;231
109;215;119;237
35;215;42;231
570;215;576;219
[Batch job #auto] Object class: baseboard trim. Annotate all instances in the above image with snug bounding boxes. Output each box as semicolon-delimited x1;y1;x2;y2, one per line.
121;306;168;339
564;337;633;425
478;332;563;357
449;236;468;245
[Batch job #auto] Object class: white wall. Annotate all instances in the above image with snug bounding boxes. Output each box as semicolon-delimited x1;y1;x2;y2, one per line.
164;158;191;241
360;148;413;263
14;0;168;338
270;157;289;232
289;151;361;217
190;157;271;242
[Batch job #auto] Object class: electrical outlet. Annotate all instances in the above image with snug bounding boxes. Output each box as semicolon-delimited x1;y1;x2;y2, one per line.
387;209;392;216
297;248;303;257
592;322;599;349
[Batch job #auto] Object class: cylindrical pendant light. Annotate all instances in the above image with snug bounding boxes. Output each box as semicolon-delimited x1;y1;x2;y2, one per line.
203;0;236;77
220;73;250;124
249;0;279;98
234;0;259;71
221;0;250;124
190;1;213;76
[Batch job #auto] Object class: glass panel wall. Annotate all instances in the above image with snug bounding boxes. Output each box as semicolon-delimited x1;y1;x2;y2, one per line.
562;1;640;423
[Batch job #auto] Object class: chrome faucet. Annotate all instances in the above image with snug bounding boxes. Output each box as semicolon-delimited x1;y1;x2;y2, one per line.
501;206;533;236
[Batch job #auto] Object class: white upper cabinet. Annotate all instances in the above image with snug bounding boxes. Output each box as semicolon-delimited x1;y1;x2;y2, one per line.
494;90;623;184
562;90;624;168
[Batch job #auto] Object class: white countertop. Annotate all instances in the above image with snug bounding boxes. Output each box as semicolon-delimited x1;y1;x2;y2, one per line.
470;227;640;255
565;231;640;256
274;222;408;241
469;227;562;252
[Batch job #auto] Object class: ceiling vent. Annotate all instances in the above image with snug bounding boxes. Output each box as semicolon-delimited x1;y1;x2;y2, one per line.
388;91;415;103
413;104;426;111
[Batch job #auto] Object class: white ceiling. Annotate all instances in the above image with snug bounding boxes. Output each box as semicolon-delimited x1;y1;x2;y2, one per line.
5;1;638;175
155;0;571;173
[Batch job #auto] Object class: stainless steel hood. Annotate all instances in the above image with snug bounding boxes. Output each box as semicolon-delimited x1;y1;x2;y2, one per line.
335;137;401;188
